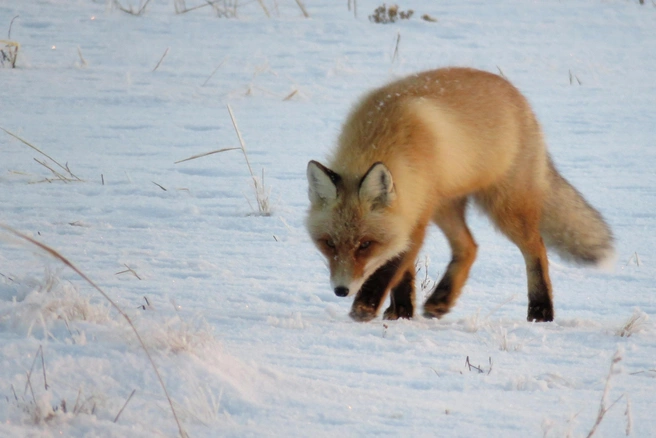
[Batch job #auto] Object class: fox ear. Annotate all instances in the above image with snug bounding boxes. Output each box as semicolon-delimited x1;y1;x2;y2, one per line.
359;162;395;209
307;160;341;204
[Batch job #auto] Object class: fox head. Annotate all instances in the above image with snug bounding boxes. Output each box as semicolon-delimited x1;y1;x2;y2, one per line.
306;160;410;298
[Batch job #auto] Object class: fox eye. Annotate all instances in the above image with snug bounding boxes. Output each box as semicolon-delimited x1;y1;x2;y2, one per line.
324;239;336;249
358;240;372;251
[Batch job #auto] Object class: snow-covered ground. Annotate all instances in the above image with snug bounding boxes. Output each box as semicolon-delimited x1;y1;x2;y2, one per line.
1;0;655;436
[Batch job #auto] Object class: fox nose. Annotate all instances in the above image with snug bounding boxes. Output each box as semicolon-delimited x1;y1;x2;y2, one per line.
334;286;349;297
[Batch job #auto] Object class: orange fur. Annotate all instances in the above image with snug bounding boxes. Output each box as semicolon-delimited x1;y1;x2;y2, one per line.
307;67;613;322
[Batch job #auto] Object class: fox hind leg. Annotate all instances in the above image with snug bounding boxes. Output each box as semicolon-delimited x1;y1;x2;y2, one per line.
424;199;478;319
479;190;554;322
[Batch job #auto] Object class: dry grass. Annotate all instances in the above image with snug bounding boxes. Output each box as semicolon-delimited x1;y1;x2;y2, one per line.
76;46;88;68
1;127;81;182
227;104;272;216
152;47;169;72
391;32;401;64
0;225;187;438
569;69;582;85
1;39;19;68
7;345;100;425
615;308;649;338
585;348;627;438
114;389;136;423
174;147;239;164
1;15;20;68
294;0;309;17
370;4;414;24
414;255;434;298
173;108;272;216
112;0;153;16
201;58;227;86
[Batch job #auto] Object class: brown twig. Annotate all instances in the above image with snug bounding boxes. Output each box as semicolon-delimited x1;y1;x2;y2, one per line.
152;181;167;191
0;225;186;438
465;356;484;373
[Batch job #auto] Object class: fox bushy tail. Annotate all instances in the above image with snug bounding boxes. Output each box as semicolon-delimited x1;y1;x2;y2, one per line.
540;158;614;265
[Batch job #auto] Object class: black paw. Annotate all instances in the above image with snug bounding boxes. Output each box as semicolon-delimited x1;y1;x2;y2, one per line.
423;301;450;319
527;302;554;322
383;305;413;320
423;291;452;319
349;302;378;322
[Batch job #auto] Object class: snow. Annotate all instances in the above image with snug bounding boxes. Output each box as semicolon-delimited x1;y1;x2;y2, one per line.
1;0;655;436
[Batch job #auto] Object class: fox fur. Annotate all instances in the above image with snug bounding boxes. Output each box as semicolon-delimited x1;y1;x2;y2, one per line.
306;67;613;322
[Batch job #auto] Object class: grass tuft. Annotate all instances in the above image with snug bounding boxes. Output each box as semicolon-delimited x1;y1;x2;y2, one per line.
1;15;20;68
616;308;649;337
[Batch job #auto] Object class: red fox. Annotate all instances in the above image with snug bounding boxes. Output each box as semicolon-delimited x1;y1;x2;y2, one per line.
306;67;614;323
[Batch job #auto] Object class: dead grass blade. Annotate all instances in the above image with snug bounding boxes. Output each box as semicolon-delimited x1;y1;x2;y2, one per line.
8;15;19;39
226;105;255;179
294;0;309;17
283;89;298;101
34;158;72;182
1;127;81;181
256;0;271;17
0;225;187;438
114;389;137;423
115;263;142;280
152;47;169;72
202;58;227;86
113;0;153;15
152;181;167;191
586;349;623;438
24;345;48;395
77;46;87;67
227;104;271;215
391;32;401;63
174;147;239;164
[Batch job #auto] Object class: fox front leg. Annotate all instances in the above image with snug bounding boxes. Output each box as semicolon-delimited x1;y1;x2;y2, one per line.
382;270;415;320
350;255;404;322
